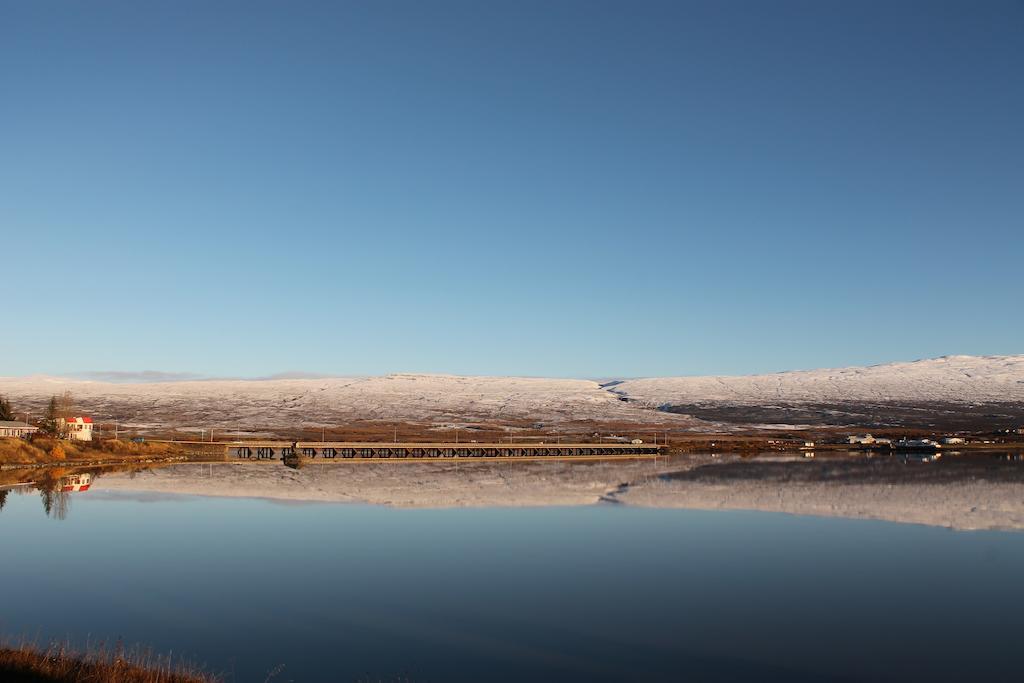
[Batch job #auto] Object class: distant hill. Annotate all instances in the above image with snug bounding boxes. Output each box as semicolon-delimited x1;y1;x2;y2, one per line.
1;355;1022;433
611;355;1024;429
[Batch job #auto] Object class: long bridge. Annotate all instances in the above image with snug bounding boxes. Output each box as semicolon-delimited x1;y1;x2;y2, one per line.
226;441;664;460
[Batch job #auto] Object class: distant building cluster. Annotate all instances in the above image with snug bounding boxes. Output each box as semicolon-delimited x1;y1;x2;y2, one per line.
1;416;97;441
846;434;891;446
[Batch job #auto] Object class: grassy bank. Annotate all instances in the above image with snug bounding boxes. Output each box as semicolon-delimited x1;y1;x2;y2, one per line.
0;437;191;465
0;642;217;683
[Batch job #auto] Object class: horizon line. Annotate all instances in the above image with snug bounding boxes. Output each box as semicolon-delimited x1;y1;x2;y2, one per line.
0;353;1019;385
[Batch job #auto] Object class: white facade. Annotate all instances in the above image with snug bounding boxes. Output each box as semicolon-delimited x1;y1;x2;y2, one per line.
58;417;94;441
0;420;38;438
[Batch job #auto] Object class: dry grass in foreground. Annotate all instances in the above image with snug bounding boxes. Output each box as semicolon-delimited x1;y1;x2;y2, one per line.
0;437;187;465
0;641;218;683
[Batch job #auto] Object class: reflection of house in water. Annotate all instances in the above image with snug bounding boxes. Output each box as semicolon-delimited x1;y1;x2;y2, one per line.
1;471;95;519
60;473;93;492
33;471;97;519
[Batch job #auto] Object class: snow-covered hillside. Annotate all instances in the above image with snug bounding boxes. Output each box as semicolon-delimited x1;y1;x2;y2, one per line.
0;373;688;432
1;355;1021;432
612;355;1024;407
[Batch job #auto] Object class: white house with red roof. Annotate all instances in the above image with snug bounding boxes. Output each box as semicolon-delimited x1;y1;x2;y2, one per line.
58;416;94;441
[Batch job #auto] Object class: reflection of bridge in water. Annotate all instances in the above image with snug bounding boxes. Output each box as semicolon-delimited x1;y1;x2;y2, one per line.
227;441;664;460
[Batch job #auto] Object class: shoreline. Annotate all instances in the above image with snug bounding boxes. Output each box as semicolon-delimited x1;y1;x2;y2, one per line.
0;454;206;472
4;431;1021;468
0;642;215;683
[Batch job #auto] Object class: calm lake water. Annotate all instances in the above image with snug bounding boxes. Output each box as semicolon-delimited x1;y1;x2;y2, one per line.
2;472;1024;682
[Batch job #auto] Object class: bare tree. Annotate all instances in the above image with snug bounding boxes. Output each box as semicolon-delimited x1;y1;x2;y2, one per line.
35;469;70;519
52;490;70;520
42;390;76;438
57;390;75;420
39;487;69;519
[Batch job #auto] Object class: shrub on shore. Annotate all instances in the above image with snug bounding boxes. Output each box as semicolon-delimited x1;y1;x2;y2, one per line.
0;437;183;465
0;641;218;682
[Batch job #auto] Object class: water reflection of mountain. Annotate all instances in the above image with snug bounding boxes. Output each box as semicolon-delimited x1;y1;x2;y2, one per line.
5;455;1024;529
76;454;1024;530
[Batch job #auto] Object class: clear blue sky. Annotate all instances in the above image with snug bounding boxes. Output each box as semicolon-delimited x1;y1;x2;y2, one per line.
2;1;1021;379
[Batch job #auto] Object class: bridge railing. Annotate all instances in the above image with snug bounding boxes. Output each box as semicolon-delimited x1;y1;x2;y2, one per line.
224;441;664;460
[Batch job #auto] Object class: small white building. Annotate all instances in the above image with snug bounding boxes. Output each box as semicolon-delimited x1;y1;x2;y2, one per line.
58;416;94;441
942;437;966;445
847;434;875;445
0;420;38;438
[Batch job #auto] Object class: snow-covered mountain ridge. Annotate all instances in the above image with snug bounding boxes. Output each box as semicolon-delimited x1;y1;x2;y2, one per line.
612;355;1024;407
0;373;672;430
1;355;1021;431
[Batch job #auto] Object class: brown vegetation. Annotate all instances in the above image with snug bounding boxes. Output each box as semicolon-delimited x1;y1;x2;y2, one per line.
0;641;217;683
0;437;187;465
